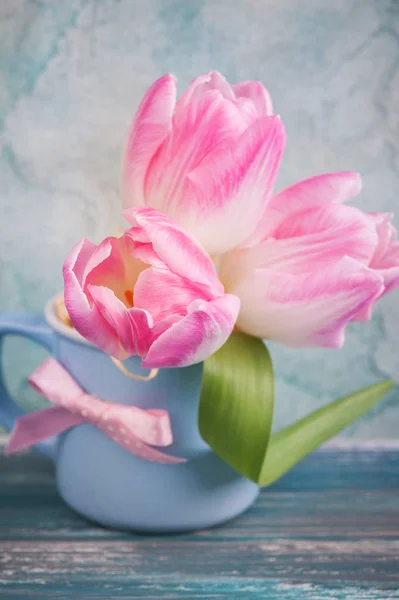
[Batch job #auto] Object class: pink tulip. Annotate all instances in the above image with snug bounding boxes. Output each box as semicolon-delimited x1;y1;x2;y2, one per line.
219;174;398;347
121;71;283;255
63;208;240;368
120;72;399;350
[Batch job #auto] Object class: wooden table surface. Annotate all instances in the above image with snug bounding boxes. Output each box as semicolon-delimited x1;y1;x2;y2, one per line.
0;448;398;599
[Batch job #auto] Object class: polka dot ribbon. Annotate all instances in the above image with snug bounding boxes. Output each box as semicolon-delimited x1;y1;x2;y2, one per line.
6;357;186;464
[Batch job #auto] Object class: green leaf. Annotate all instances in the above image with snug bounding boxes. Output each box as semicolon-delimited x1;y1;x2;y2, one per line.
198;331;274;483
260;379;395;487
199;333;394;487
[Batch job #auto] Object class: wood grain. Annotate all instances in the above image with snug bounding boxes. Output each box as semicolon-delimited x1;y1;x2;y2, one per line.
0;449;398;599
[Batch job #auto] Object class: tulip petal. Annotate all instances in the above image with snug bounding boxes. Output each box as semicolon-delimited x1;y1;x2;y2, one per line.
369;213;399;294
88;285;153;357
144;87;246;218
63;240;122;357
82;235;146;306
230;257;384;348
269;203;376;267
369;213;399;263
134;267;213;327
186;115;285;254
121;74;177;209
177;71;235;110
82;238;125;292
250;171;363;244
124;207;224;295
275;171;362;207
378;265;399;295
65;237;97;285
220;204;378;291
352;213;399;321
232;81;273;117
142;294;240;368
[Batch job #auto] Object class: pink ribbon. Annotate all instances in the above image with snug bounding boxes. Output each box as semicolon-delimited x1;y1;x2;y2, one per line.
6;357;185;464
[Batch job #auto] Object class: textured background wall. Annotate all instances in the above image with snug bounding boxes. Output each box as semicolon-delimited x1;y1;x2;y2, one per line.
0;0;398;437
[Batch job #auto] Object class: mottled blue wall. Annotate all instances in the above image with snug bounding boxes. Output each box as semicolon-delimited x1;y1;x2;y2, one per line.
0;0;398;437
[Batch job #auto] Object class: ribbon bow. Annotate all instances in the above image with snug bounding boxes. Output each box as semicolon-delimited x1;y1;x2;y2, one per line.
6;358;185;464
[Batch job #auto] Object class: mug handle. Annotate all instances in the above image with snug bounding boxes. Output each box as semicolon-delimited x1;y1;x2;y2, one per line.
0;312;56;460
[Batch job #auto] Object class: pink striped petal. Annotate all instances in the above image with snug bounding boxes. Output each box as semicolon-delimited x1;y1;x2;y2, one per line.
82;235;146;306
220;204;378;291
65;238;97;287
121;74;177;209
275;171;362;208
378;265;399;295
124;207;224;295
144;87;245;218
352;213;399;321
264;203;376;268
230;257;384;348
370;213;399;293
82;238;126;293
369;213;399;266
88;285;153;357
232;81;273;117
142;295;240;368
63;240;123;358
186;115;285;255
250;171;363;244
134;267;213;326
177;71;235;111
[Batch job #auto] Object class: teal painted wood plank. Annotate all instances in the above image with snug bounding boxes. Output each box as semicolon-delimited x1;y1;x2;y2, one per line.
1;579;399;600
0;449;398;598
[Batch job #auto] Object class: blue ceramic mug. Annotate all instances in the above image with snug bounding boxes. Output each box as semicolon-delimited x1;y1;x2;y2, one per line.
0;296;259;533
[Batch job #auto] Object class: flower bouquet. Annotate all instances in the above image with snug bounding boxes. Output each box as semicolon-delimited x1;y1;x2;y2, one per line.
2;71;398;532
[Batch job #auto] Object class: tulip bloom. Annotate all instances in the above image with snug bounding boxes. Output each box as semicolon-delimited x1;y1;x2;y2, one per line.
218;174;389;347
121;72;399;349
121;71;281;256
63;208;240;368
